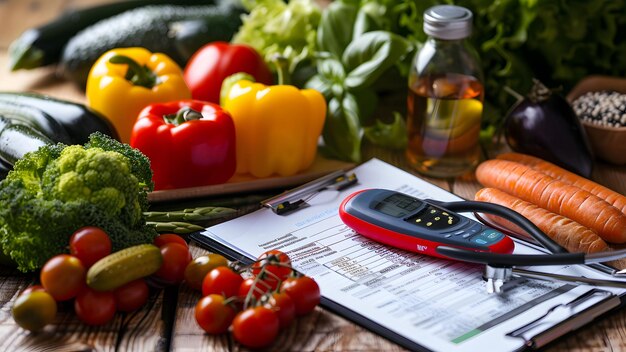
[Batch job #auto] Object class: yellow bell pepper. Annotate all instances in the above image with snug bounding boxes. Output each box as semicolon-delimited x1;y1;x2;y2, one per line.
222;78;326;178
86;47;190;143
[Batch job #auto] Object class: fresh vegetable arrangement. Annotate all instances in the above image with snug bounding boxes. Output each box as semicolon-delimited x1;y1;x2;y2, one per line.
130;100;236;190
475;153;626;251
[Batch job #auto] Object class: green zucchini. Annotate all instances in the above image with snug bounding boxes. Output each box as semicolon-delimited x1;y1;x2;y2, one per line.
8;0;215;71
0;101;72;144
0;159;11;181
169;8;245;62
60;2;244;87
0;115;52;166
0;93;118;144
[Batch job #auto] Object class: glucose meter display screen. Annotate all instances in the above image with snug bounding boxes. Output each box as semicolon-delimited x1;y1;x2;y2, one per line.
374;194;421;218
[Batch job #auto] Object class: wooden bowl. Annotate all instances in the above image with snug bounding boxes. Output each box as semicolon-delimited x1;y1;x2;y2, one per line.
567;75;626;165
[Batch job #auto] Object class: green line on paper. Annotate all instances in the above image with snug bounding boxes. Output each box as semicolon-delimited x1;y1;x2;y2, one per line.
451;329;482;344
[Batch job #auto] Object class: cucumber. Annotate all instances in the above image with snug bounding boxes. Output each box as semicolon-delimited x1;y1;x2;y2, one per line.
0;115;52;165
60;2;244;87
8;0;215;71
0;159;11;181
86;244;163;292
169;7;245;62
0;101;72;144
0;93;118;144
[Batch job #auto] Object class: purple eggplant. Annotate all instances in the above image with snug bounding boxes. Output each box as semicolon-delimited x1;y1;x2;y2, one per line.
504;80;594;177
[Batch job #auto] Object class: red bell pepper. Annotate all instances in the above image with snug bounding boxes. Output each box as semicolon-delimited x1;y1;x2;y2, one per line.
183;42;273;103
130;100;236;190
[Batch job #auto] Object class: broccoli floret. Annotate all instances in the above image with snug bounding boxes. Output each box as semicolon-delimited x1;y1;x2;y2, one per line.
0;134;157;272
85;132;154;191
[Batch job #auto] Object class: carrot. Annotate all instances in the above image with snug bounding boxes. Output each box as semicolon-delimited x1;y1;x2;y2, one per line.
497;152;626;215
476;159;626;243
475;188;609;253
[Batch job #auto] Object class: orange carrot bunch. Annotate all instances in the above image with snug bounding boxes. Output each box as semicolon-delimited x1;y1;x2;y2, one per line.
475;153;626;252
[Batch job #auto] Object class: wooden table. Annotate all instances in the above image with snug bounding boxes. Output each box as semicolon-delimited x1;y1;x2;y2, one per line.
2;1;626;351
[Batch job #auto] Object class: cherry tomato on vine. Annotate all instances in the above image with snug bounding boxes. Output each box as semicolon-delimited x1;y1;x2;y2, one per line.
195;294;236;334
40;255;86;301
154;243;192;284
114;279;149;312
232;307;279;348
69;226;112;268
154;234;188;248
20;285;45;296
184;254;229;291
74;288;116;325
12;291;57;331
238;278;272;301
251;250;292;283
280;276;320;315
202;266;243;298
265;291;296;329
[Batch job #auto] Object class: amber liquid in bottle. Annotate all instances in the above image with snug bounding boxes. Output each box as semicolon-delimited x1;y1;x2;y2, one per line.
406;73;483;177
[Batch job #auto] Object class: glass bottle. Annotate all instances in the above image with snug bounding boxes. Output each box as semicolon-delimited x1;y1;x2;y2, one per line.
406;5;484;178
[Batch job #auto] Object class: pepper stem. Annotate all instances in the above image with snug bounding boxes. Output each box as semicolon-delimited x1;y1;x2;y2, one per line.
163;107;203;126
271;54;291;85
109;55;157;89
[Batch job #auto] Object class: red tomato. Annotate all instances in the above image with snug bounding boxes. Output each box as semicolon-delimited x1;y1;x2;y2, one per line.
153;234;188;248
194;294;236;334
280;276;320;316
184;254;229;291
265;291;296;329
74;288;116;326
114;279;149;312
232;307;279;348
184;42;273;103
20;285;45;296
69;226;112;268
237;278;273;301
154;243;192;284
251;250;292;284
40;255;86;301
202;266;243;298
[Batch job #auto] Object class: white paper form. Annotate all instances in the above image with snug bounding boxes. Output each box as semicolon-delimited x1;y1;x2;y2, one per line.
200;159;626;352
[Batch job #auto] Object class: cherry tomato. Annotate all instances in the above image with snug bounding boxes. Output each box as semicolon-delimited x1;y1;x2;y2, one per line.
280;276;320;315
154;234;188;248
232;307;279;348
184;254;228;291
114;279;149;312
74;288;116;326
265;291;296;329
20;285;45;296
40;255;86;301
194;294;236;334
154;243;192;284
12;291;57;331
238;278;272;301
202;266;243;298
69;226;112;268
252;250;292;283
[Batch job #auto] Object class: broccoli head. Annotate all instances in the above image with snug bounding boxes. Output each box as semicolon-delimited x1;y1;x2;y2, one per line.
0;133;157;272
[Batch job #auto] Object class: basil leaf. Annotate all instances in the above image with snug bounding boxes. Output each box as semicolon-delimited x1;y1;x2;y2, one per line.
343;31;411;90
317;0;358;58
353;2;388;38
320;94;363;163
364;112;408;150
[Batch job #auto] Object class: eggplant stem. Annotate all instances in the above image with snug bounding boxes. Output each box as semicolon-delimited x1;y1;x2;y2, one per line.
503;86;524;102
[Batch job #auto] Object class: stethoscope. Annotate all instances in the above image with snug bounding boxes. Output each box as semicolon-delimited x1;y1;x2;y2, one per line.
339;188;626;294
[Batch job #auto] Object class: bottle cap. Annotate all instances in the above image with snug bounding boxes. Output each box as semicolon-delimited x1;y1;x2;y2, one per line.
424;5;473;40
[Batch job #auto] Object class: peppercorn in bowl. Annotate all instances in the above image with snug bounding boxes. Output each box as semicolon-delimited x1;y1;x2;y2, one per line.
567;76;626;165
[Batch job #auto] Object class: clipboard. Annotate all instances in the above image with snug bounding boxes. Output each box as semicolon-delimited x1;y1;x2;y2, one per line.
191;158;626;352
